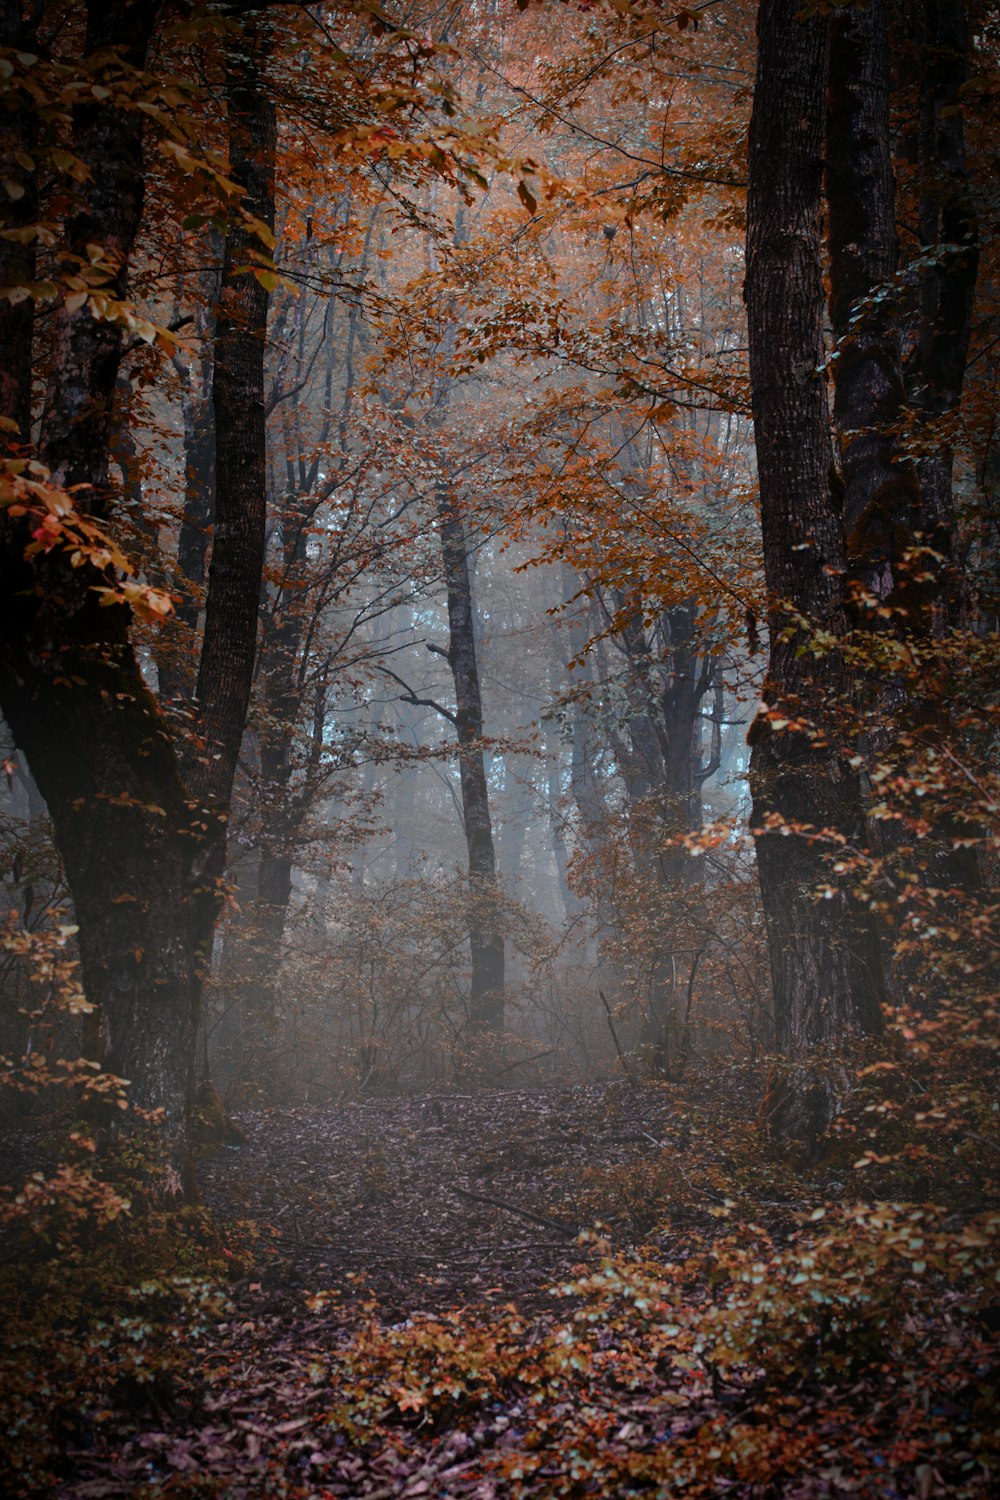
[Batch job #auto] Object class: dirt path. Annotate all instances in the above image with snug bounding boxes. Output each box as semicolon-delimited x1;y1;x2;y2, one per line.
200;1081;699;1318
16;1074;991;1499
52;1080;719;1499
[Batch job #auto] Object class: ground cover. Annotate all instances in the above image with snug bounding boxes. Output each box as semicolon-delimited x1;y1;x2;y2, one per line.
1;1073;996;1498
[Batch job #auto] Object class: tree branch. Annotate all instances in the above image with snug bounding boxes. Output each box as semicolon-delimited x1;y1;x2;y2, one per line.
375;663;457;726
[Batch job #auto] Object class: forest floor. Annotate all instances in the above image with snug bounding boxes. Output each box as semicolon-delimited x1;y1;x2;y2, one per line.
60;1076;731;1499
2;1071;997;1499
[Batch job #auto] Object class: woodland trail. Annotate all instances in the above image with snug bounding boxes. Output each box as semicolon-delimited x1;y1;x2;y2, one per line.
199;1080;709;1318
52;1077;752;1500
13;1073;992;1499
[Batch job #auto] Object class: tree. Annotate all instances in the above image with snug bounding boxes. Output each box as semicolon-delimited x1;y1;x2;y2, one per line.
746;0;986;1147
434;474;506;1034
0;0;502;1153
744;0;886;1146
0;0;206;1178
0;1;277;1178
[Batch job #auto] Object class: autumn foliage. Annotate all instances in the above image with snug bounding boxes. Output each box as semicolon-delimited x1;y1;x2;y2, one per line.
0;0;998;1495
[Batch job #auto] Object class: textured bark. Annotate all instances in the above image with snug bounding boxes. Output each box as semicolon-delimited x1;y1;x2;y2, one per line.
237;506;311;1088
0;2;205;1177
546;750;583;925
831;0;980;928
110;375;146;518
437;488;504;1033
900;0;978;597
158;271;220;707
38;4;156;500
192;29;275;813
827;0;919;601
745;0;885;1142
0;0;36;441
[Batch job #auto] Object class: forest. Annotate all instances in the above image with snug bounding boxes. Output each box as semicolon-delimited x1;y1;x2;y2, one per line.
0;0;997;1494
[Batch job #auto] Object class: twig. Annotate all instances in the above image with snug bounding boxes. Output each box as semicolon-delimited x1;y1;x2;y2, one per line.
495;1049;555;1077
451;1183;577;1237
965;1132;1000;1157
600;988;639;1089
373;662;457;726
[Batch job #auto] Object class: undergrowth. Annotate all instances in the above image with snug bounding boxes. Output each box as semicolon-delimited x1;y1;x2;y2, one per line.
0;1127;262;1495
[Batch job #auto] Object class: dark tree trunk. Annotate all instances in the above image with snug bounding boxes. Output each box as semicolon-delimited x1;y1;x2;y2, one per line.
656;604;719;882
110;374;147;521
176;23;277;1114
158;265;220;707
192;28;275;815
558;572;617;952
900;0;978;601
437;489;504;1033
0;0;37;442
827;0;919;603
831;0;980;941
746;0;885;1147
605;595;718;1064
237;512;312;1090
224;207;377;1078
0;1;205;1176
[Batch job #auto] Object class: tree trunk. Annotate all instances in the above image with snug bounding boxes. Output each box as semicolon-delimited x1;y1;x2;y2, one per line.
237;510;311;1091
437;488;504;1033
0;0;205;1177
192;27;275;815
827;0;919;604
900;0;978;605
746;0;885;1150
239;832;293;1090
158;263;221;707
0;0;37;443
498;754;530;893
546;748;583;925
558;572;618;953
